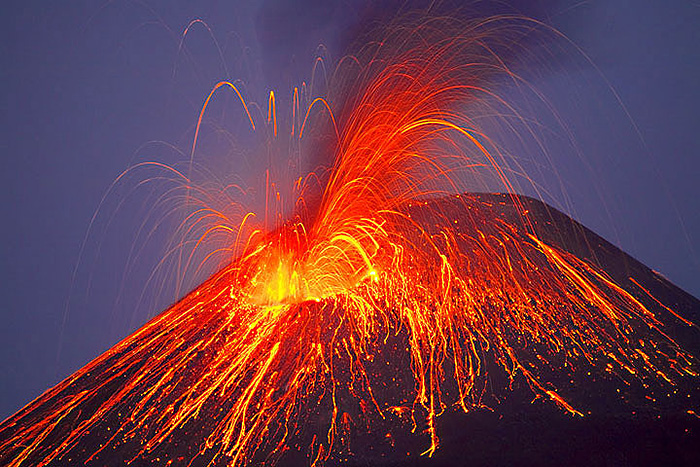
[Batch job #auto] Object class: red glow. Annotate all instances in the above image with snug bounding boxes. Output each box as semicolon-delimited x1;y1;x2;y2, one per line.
1;16;697;467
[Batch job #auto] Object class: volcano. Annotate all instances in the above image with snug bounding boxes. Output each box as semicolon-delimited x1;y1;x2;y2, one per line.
1;193;698;467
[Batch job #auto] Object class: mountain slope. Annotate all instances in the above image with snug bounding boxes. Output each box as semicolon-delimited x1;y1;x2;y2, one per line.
1;193;698;467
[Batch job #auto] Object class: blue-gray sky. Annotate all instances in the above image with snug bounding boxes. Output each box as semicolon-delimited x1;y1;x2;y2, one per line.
1;0;699;420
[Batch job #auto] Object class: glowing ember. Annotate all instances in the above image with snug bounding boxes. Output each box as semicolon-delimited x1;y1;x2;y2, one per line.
1;16;697;467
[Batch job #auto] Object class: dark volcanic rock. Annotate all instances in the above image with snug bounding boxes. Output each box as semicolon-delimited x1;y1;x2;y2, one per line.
1;193;698;467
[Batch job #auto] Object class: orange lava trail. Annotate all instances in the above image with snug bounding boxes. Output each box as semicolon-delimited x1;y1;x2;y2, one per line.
0;16;697;467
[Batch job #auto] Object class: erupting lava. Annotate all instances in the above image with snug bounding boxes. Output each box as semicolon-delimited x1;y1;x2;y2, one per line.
1;16;698;467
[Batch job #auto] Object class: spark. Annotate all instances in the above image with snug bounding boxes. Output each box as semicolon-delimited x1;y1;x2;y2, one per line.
1;16;697;467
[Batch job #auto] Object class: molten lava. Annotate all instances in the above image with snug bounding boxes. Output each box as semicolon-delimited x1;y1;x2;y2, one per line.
1;15;698;467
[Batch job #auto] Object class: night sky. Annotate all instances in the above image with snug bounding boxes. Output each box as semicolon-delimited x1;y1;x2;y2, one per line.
1;0;699;422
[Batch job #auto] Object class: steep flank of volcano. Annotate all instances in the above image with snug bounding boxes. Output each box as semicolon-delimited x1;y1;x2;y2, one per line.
441;193;699;326
1;193;698;467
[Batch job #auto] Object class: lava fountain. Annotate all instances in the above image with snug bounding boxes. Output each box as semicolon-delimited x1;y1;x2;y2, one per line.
1;15;697;467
